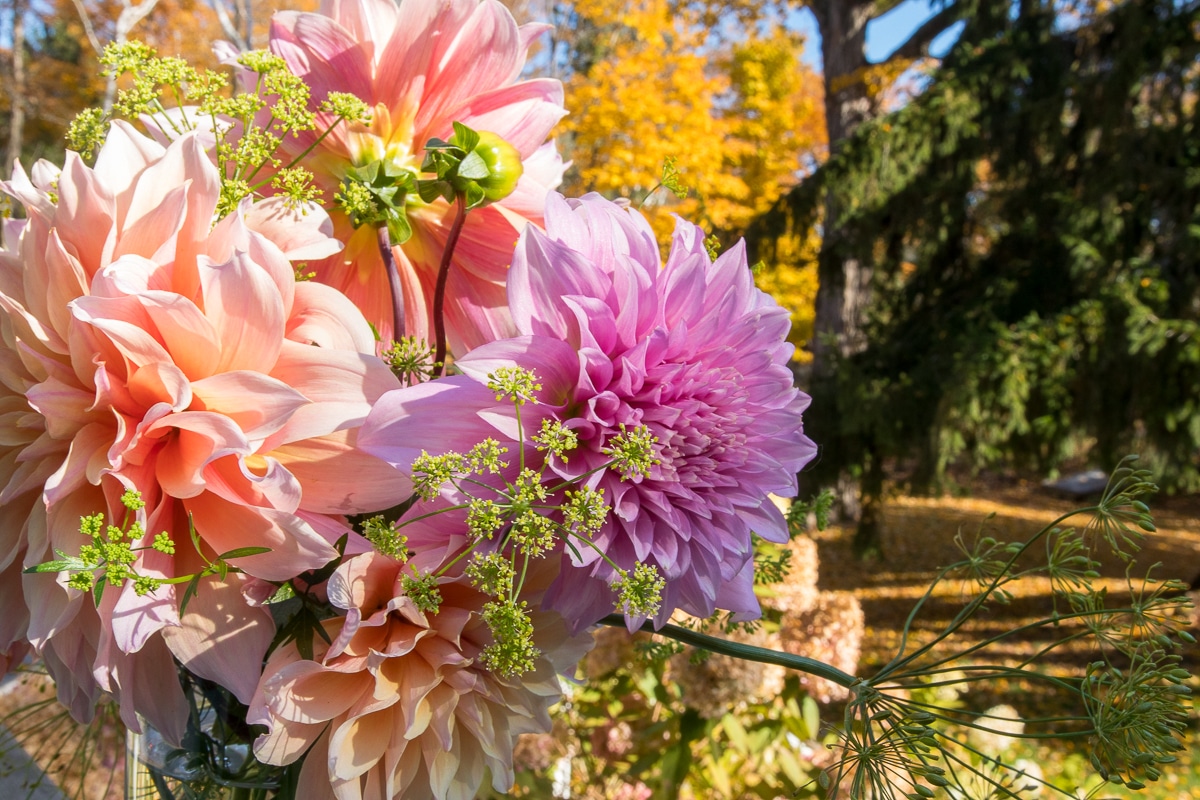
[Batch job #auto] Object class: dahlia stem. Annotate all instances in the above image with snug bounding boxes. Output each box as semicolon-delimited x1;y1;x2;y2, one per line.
432;192;468;377
597;614;858;689
377;226;405;343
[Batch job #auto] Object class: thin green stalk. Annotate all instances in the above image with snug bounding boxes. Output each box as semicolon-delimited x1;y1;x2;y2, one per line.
598;614;859;688
378;226;407;345
432;192;468;376
878;506;1096;682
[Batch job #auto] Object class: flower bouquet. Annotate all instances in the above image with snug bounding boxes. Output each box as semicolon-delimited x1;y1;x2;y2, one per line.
0;2;1192;799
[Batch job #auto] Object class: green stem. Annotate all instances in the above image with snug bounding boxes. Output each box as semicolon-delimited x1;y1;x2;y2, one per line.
877;506;1097;682
378;226;407;345
597;614;859;689
432;192;468;376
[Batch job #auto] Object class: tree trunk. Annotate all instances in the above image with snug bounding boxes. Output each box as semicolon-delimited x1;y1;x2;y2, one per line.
802;2;881;546
6;0;26;173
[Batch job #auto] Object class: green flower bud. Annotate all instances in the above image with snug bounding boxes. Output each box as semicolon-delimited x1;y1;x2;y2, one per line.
469;131;523;202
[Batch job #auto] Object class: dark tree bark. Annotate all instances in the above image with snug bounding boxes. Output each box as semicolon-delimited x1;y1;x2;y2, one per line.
799;1;964;556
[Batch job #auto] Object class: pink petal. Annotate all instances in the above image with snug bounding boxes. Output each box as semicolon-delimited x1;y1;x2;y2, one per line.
359;376;497;471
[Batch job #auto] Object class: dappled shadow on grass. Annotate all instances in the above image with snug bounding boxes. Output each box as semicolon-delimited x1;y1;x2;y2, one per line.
809;484;1200;798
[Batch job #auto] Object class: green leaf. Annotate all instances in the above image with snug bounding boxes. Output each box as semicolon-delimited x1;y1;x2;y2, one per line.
417;178;451;205
266;582;297;604
179;574;202;615
215;545;272;561
722;713;750;753
92;576;106;606
456;150;490;180
25;560;74;573
386;210;413;245
463;183;486;210
451;121;480;154
802;695;820;740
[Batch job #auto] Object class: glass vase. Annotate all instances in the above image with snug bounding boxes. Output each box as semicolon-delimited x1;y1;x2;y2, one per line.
124;672;287;800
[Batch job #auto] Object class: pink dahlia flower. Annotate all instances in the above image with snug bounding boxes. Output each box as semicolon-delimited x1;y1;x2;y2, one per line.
0;122;408;740
360;193;818;631
261;0;566;353
250;551;589;800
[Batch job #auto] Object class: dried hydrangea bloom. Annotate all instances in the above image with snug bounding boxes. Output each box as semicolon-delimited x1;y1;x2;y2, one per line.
763;536;821;617
362;193;817;630
250;551;590;800
259;0;566;351
0;123;407;740
668;625;788;719
779;591;865;703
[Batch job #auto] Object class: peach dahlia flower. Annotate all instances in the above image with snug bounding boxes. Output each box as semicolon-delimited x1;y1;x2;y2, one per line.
262;0;566;353
250;552;590;800
0;122;408;740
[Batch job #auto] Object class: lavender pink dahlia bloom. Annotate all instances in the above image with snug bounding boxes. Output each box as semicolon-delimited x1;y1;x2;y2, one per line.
361;193;817;630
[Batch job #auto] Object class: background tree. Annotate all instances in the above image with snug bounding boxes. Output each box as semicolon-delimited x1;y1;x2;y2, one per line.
748;0;973;536
532;0;826;350
751;0;1200;554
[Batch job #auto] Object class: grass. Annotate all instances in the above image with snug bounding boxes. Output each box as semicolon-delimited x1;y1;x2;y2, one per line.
810;478;1200;798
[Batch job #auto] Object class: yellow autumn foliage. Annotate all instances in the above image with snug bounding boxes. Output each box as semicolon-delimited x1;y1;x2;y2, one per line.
555;1;825;359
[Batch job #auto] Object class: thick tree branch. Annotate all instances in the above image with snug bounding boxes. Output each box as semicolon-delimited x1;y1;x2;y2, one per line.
886;4;961;64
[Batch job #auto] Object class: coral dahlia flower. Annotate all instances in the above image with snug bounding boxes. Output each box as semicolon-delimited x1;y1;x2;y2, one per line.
0;123;407;739
262;0;566;353
361;193;817;631
250;551;589;800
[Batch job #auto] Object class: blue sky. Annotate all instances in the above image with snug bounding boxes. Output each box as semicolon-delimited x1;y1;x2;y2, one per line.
791;0;965;66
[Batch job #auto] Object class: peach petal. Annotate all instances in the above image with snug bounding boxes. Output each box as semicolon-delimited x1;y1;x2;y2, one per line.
184;491;338;581
198;251;287;373
160;568;274;704
190;371;310;442
267;661;367;724
127;361;192;411
93;120;166;202
329;710;391;780
244;197;342;261
268;429;409;515
286;280;377;353
150;411;252;498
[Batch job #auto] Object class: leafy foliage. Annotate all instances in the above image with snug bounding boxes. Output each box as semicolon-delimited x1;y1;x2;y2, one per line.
756;0;1200;494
